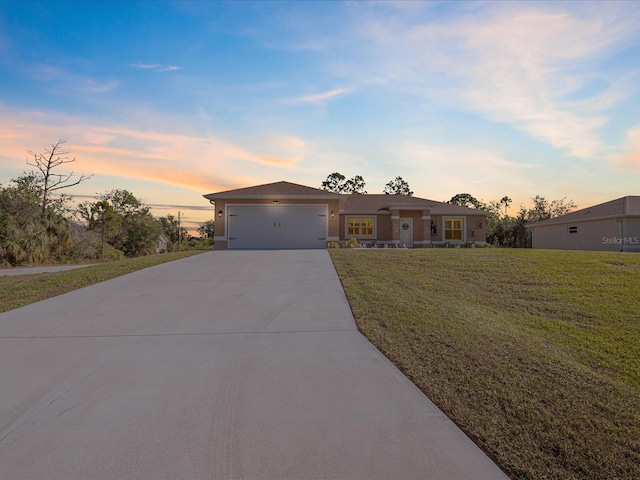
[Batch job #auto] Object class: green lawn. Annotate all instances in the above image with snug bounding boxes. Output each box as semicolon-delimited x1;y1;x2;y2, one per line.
330;248;640;479
0;251;204;314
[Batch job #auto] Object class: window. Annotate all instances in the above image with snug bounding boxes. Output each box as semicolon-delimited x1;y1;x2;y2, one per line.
347;216;375;237
568;226;578;234
445;218;463;241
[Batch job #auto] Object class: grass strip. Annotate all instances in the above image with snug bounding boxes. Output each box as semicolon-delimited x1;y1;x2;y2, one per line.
330;248;640;479
0;251;204;314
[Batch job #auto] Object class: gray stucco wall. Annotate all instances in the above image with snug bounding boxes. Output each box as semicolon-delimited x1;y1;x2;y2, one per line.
621;218;640;252
532;219;628;251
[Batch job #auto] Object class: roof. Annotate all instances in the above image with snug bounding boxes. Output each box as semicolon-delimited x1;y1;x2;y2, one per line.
203;181;490;216
203;181;343;201
528;196;640;228
341;194;490;216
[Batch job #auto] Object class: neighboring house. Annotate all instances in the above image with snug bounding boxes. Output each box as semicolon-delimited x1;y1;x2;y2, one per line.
528;196;640;252
156;234;168;253
203;181;490;250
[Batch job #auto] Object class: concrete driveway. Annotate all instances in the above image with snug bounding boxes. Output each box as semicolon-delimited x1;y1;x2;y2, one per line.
0;250;507;479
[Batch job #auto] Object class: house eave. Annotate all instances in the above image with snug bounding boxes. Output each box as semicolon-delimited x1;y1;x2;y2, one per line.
203;193;343;201
203;193;342;201
382;203;439;210
528;213;640;229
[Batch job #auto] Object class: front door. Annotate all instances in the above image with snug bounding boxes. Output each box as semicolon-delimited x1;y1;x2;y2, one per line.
399;218;413;247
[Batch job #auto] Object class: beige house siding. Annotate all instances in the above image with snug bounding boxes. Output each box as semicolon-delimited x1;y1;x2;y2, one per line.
532;219;620;251
625;219;640;252
336;212;488;247
340;213;393;243
467;215;488;244
377;215;393;242
529;196;640;252
427;214;487;245
531;218;640;252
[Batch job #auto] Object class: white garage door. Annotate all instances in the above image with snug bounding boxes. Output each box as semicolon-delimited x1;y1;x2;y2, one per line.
227;205;328;249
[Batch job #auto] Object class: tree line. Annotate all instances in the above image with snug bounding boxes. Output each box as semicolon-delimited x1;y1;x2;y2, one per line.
321;172;413;195
321;172;576;248
0;142;578;266
447;192;576;248
0;140;215;266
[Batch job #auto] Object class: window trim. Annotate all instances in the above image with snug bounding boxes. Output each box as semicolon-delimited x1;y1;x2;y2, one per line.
444;217;465;242
345;215;376;238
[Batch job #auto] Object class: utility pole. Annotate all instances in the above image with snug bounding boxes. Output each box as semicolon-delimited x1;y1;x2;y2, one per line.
177;211;182;252
100;208;105;261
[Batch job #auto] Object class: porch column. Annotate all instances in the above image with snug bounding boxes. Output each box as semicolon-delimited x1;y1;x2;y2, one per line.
391;209;400;245
421;210;432;247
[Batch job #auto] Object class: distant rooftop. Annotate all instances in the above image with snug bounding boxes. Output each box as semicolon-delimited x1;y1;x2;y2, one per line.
528;196;640;227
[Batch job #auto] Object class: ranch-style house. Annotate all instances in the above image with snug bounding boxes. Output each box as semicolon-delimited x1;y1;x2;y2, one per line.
204;181;491;250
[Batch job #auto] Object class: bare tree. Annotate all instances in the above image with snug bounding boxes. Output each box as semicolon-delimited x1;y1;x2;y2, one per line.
27;139;92;217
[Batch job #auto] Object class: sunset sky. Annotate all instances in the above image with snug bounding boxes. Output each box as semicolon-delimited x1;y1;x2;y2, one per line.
1;1;639;233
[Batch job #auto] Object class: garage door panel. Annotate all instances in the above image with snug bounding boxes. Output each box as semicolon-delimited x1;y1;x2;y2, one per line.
228;206;327;249
228;211;278;248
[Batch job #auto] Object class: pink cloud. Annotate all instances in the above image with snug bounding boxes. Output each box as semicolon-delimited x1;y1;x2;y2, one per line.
618;125;640;169
0;107;306;195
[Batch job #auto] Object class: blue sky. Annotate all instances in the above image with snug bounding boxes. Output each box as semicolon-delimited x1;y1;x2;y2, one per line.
1;1;639;232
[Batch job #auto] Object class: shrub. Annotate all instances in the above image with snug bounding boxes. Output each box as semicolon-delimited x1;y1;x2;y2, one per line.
344;238;361;248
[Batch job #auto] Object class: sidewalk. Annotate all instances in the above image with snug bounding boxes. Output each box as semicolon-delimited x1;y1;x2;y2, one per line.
0;264;93;276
